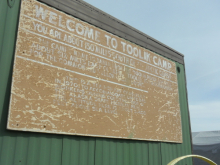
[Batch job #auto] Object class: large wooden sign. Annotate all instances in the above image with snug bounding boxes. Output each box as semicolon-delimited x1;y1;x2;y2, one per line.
7;0;182;142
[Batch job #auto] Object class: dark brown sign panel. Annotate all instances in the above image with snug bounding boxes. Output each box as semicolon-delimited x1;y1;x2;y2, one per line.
7;0;182;142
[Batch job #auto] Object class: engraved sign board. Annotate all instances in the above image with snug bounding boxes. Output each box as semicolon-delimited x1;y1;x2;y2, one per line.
7;0;182;143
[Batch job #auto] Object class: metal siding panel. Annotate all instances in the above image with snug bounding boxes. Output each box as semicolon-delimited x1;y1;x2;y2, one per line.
132;141;146;165
61;137;73;165
0;133;63;165
95;139;117;165
13;134;29;165
95;139;152;165
176;63;193;165
0;1;63;165
135;142;143;165
176;67;188;165
176;143;185;165
0;0;8;61
102;140;111;165
142;142;149;165
148;142;161;165
109;140;117;165
64;137;80;165
178;65;189;165
0;7;21;158
62;136;95;165
50;137;63;165
161;143;179;165
32;136;50;165
129;141;136;165
95;138;123;165
0;135;15;165
123;141;130;165
115;141;123;164
95;138;103;165
26;134;58;165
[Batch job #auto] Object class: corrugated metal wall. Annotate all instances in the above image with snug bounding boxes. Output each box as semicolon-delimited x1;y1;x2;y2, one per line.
0;0;193;164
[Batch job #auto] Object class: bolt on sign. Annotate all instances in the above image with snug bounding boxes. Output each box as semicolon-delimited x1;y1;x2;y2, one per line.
7;0;182;143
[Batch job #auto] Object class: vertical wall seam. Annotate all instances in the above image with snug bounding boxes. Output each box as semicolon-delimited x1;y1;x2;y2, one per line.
183;65;193;165
147;143;150;165
94;138;96;165
160;142;162;165
0;2;8;61
60;136;64;165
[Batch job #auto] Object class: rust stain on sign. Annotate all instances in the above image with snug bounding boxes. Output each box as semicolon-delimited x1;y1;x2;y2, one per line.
7;0;182;143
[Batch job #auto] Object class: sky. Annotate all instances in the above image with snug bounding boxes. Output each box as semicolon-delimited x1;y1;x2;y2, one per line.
83;0;220;132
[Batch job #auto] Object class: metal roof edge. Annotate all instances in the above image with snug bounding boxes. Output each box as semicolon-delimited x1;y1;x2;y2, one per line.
39;0;184;64
76;0;184;55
